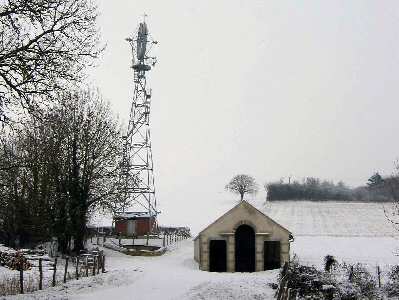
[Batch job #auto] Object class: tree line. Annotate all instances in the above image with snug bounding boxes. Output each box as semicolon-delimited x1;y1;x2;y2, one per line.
226;174;397;202
266;174;396;202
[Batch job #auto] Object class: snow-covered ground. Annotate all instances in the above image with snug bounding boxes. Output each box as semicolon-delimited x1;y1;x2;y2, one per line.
3;200;399;299
263;200;398;237
0;248;76;296
4;241;278;300
261;201;399;268
293;236;399;267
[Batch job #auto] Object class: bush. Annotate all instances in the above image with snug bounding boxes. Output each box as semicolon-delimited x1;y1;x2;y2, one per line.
277;258;380;300
338;263;377;299
0;250;31;270
324;255;337;273
384;265;399;297
278;256;336;299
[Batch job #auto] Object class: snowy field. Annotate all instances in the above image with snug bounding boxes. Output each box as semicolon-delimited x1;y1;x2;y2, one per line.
263;201;398;237
261;201;399;267
3;201;399;299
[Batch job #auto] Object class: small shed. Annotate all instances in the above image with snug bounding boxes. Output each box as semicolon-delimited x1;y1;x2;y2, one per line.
114;212;156;237
194;201;293;272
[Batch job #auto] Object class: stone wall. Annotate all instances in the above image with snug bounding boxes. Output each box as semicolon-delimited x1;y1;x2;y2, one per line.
194;201;291;272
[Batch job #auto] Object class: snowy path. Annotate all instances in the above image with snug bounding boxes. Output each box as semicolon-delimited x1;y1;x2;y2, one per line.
6;241;277;300
4;237;399;299
72;240;277;300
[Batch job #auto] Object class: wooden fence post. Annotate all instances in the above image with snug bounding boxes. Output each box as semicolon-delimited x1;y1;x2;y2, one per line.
286;288;291;300
97;255;100;275
52;258;57;287
102;255;105;273
92;256;96;276
163;234;165;247
85;257;89;277
64;257;69;283
76;257;80;280
277;277;288;300
377;265;381;288
39;258;43;290
146;232;149;246
19;268;24;294
349;265;354;282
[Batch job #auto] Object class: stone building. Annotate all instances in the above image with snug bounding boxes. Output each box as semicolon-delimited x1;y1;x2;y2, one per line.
194;201;293;272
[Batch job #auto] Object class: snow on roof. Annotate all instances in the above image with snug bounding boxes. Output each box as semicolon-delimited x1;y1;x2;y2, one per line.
114;211;152;219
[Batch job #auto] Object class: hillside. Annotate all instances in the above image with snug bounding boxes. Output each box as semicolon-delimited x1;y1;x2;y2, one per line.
261;200;398;237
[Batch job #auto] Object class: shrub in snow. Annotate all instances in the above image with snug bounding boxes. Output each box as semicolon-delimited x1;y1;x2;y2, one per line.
324;255;337;273
278;256;336;299
277;257;381;300
336;280;361;300
0;246;31;270
337;263;377;299
383;265;399;297
9;252;31;270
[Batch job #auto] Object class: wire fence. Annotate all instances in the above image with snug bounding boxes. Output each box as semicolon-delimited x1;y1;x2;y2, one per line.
0;250;106;296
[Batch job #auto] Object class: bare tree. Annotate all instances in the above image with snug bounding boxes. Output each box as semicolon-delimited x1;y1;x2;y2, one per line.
0;88;122;252
225;174;258;201
0;0;102;121
382;162;399;230
52;89;122;251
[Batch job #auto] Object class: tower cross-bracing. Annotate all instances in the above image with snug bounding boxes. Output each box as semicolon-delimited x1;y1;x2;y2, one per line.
119;20;158;230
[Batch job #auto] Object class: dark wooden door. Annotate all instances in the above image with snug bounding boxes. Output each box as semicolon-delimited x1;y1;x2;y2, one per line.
264;241;281;270
235;225;255;272
209;240;227;272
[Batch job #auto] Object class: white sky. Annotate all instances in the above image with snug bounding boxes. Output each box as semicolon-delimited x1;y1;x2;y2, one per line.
89;1;399;232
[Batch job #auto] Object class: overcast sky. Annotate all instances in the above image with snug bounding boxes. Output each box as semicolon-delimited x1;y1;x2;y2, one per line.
89;1;399;233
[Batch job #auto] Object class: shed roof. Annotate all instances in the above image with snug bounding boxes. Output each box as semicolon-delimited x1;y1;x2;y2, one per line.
114;211;152;220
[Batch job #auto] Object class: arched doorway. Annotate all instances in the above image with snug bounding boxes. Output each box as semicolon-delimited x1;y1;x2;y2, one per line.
235;224;255;272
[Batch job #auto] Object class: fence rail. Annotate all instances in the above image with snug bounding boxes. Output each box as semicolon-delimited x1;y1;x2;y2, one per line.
98;231;190;249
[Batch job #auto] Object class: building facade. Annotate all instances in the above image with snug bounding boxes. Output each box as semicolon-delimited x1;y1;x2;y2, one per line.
194;201;293;272
114;212;156;237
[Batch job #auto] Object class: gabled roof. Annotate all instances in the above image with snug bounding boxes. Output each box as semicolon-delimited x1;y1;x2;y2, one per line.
194;200;292;240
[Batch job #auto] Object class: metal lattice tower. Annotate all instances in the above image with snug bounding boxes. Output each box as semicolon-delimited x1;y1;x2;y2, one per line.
119;19;158;225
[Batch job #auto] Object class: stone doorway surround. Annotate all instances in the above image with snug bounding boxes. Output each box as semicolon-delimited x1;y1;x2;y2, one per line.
194;201;292;272
218;220;275;272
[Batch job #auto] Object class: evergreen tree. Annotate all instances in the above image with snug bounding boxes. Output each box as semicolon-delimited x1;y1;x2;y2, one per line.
367;172;384;188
